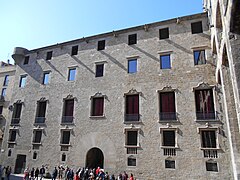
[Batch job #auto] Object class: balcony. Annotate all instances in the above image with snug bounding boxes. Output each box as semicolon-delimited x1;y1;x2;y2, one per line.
34;117;46;124
61;116;74;124
196;112;216;120
124;114;140;123
159;112;177;121
163;148;176;156
203;149;218;158
11;118;20;125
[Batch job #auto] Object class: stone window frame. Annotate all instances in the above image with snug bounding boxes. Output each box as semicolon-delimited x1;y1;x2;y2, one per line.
159;27;169;40
124;88;143;124
3;75;9;86
23;56;29;65
32;126;44;145
97;40;106;51
46;51;53;60
95;61;107;77
33;151;38;160
8;127;19;144
191;21;203;34
158;51;173;70
7;149;12;157
19;74;27;88
42;71;51;85
71;45;78;56
60;126;73;147
206;159;218;172
197;125;220;150
159;126;179;149
193;82;218;122
61;153;67;162
165;157;176;169
61;94;77;125
128;34;137;45
11;100;24;126
90;92;107;118
67;66;78;82
35;97;49;125
157;86;178;122
127;155;137;167
124;125;141;148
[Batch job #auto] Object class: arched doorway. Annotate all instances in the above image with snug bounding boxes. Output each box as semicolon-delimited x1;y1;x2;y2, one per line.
85;147;104;169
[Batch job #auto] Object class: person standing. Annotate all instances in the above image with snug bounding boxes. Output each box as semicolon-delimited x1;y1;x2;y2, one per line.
35;168;39;180
5;166;11;180
52;167;58;180
39;165;45;180
24;167;30;180
30;168;35;180
129;173;134;180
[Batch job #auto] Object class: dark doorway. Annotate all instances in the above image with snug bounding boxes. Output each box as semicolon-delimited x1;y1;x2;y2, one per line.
86;147;104;169
15;154;26;174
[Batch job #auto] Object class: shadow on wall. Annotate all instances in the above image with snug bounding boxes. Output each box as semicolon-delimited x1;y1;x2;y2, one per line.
71;55;95;74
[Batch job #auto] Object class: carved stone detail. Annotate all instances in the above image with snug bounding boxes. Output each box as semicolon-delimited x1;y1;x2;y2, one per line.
158;86;175;92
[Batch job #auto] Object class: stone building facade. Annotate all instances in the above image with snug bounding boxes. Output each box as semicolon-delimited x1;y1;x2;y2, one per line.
0;0;239;179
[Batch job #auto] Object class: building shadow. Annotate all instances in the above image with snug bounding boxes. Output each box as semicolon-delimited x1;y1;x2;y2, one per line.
71;56;95;74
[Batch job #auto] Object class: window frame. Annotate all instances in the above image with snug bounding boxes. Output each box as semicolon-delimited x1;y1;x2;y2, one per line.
206;160;218;172
160;54;171;69
68;68;76;81
127;155;137;167
124;128;140;148
24;56;29;65
8;129;17;143
95;64;104;77
42;72;50;85
128;34;137;45
3;75;9;86
193;49;206;65
46;51;53;60
128;59;137;74
91;97;104;117
62;98;75;124
165;159;176;169
71;45;78;56
199;129;218;149
191;21;203;34
97;40;105;51
1;88;6;97
125;94;140;123
60;130;71;146
160;128;178;149
19;75;27;88
11;102;23;125
159;28;169;40
32;129;43;144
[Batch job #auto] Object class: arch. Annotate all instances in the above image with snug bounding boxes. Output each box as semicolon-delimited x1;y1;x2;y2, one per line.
216;2;223;30
85;147;104;169
222;45;229;67
217;70;222;85
212;36;217;55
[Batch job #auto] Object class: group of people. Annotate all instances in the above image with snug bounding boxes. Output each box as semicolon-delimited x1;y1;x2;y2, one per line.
52;166;134;180
0;166;11;180
25;165;135;180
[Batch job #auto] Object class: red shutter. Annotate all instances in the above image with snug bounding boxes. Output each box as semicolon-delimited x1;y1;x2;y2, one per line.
94;98;104;116
65;100;74;116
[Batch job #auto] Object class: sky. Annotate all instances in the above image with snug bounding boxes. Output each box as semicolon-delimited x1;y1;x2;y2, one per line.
0;0;203;64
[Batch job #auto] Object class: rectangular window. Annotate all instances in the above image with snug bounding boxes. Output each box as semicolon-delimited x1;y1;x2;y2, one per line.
35;101;47;124
8;130;17;142
159;28;169;39
3;75;9;86
195;89;215;120
91;97;104;116
201;130;216;148
95;64;104;77
97;40;105;51
125;94;139;122
19;75;27;87
0;106;3;115
165;160;175;169
62;99;74;124
43;72;50;85
24;56;29;65
71;45;78;56
128;34;137;45
11;103;22;125
159;92;176;120
126;131;138;146
160;54;171;69
162;130;175;147
128;59;137;73
46;51;53;60
194;50;206;65
206;161;218;172
191;21;203;34
127;157;136;166
68;68;76;81
61;131;70;144
33;130;42;143
1;88;6;97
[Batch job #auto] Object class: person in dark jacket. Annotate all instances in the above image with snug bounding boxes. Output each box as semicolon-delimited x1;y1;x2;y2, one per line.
35;168;40;180
52;167;58;180
40;165;45;180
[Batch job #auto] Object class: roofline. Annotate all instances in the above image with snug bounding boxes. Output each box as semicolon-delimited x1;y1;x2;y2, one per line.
28;12;207;53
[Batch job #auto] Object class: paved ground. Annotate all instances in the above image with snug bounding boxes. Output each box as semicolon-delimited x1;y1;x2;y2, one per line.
6;174;51;180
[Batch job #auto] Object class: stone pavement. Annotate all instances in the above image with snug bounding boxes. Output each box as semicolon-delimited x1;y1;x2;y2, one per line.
8;174;50;180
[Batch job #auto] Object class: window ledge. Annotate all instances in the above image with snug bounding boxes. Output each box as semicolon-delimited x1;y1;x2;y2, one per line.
159;120;179;123
60;144;71;146
195;119;221;123
32;142;41;145
8;141;16;144
60;122;74;125
200;148;220;150
124;121;142;124
125;145;140;148
161;146;179;149
89;115;106;118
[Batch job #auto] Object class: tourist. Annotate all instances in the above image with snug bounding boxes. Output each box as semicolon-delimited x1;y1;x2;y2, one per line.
110;174;115;180
122;171;128;180
35;167;39;180
129;173;134;180
52;167;58;180
24;167;29;180
39;165;45;180
5;166;11;180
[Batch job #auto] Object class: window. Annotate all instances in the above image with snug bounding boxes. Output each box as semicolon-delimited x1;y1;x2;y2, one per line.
206;161;218;172
42;72;50;85
35;101;47;124
126;130;138;146
165;160;175;169
11;103;22;125
191;21;203;34
97;40;105;51
19;75;27;87
33;152;37;160
46;51;53;60
160;54;171;69
71;45;78;56
62;99;74;124
159;28;169;39
3;75;9;86
128;59;137;73
0;106;3;115
128;34;137;45
159;92;176;120
201;130;217;148
127;156;136;166
24;56;29;65
125;94;139;122
162;130;175;147
95;64;104;77
8;149;12;157
62;153;66;161
91;97;104;116
33;130;42;143
68;68;76;81
61;131;70;145
194;50;206;65
1;88;6;97
195;89;215;120
8;130;17;142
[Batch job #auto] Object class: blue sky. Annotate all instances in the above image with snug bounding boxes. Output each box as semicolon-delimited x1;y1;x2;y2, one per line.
0;0;203;63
